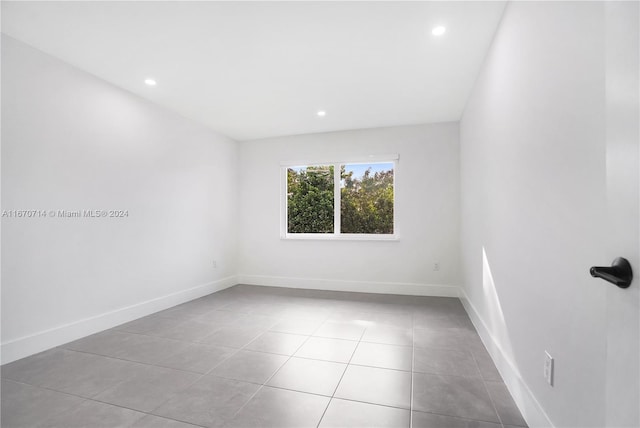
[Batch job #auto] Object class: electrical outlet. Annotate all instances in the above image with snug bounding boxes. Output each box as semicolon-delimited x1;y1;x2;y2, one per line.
433;262;440;271
212;260;218;268
544;351;554;386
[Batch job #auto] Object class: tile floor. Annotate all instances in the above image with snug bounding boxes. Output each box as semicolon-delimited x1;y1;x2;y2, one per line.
1;285;527;428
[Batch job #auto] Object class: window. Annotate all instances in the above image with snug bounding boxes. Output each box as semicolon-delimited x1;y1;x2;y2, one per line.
281;156;397;240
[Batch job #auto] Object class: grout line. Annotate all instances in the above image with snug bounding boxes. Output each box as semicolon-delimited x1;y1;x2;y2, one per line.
315;319;367;428
0;380;94;423
55;315;415;425
314;394;411;412
58;340;243;377
143;312;290;417
472;347;505;427
146;312;291;420
5;288;503;428
6;294;302;426
2;379;208;428
410;311;416;428
412;406;510;426
226;312;331;423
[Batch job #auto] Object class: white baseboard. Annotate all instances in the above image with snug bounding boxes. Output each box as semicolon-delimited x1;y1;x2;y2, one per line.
458;288;554;428
1;276;238;365
237;274;460;297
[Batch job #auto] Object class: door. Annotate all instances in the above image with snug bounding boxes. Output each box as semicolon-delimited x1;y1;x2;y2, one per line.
604;2;639;426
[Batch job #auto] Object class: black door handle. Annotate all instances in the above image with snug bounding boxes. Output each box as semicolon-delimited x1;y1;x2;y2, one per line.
590;257;633;289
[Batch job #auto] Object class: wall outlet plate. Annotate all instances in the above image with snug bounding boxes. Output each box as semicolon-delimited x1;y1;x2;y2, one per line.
544;351;554;386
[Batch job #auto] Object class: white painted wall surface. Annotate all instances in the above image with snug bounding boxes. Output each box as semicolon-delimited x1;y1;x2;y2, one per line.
238;123;460;295
1;36;239;363
461;2;638;427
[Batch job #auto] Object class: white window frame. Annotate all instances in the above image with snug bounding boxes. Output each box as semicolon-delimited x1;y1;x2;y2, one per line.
280;154;399;241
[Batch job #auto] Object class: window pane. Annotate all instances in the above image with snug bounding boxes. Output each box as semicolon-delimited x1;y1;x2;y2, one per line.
341;163;394;234
287;165;334;233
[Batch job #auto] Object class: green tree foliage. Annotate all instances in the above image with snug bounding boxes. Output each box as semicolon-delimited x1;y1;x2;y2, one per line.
341;166;394;234
287;166;334;233
287;164;394;234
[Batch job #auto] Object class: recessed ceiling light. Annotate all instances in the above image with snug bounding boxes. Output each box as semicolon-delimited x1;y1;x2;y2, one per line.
317;111;326;117
144;78;157;86
432;26;446;36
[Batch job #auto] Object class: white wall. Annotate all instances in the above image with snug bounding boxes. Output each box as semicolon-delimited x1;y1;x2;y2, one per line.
1;36;239;363
460;2;638;427
238;123;460;296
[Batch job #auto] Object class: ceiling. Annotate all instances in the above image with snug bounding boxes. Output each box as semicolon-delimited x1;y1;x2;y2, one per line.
2;1;506;141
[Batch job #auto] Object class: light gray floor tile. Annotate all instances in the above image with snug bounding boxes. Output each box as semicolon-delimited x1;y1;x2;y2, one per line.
319;398;411;428
411;411;502;428
485;381;528;427
115;315;181;335
414;347;481;378
155;304;213;321
280;307;332;321
412;373;499;423
267;357;346;396
372;312;414;329
174;299;225;314
327;311;377;324
64;330;190;365
189;295;233;309
455;315;478;332
414;298;467;317
0;286;525;428
471;348;503;381
219;302;260;314
314;321;365;341
210;350;287;384
37;400;146;428
199;325;266;348
413;328;482;352
1;350;52;383
196;294;237;309
269;317;324;335
334;365;411;409
294;336;358;363
351;342;412;371
414;314;466;329
153;319;221;342
238;303;289;317
227;386;329;428
156;343;236;373
238;314;281;329
132;414;204;428
1;379;84;428
361;325;413;346
152;375;259;428
195;309;247;325
94;365;200;412
156;301;220;320
245;332;308;356
1;348;142;398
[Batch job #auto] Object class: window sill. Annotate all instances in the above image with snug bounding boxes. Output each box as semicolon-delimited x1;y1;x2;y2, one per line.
281;233;399;241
